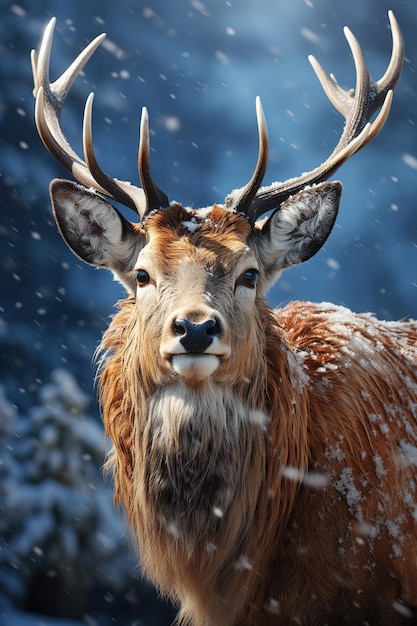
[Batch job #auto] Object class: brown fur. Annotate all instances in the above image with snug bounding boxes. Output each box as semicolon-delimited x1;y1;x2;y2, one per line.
97;208;417;626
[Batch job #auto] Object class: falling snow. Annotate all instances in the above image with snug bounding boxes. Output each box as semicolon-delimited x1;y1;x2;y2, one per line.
3;2;417;624
402;152;417;171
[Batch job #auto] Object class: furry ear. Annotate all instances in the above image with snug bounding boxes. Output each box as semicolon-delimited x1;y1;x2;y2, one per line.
254;181;341;282
50;178;143;268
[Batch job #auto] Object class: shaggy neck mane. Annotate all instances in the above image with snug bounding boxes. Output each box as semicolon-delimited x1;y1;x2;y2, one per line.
98;297;309;624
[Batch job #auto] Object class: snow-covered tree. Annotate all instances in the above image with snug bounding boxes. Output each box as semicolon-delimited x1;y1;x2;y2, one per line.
0;370;140;621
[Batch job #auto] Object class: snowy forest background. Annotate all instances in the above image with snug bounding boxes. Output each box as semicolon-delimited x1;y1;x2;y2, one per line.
1;0;416;624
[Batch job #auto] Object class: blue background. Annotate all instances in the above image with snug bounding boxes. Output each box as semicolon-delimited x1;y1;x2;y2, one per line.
0;0;416;623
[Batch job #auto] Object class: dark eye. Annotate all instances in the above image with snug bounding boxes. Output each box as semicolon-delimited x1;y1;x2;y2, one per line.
239;269;259;289
136;269;150;287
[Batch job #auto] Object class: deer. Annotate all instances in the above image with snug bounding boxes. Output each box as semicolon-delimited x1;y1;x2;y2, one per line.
31;12;417;626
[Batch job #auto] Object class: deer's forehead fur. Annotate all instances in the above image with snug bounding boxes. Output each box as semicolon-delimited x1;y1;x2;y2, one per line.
139;203;254;269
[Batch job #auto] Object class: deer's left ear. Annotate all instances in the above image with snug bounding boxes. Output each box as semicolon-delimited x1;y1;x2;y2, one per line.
254;181;341;282
50;179;144;293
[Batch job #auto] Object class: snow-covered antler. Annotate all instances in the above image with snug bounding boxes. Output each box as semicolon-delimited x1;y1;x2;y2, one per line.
226;10;404;224
31;17;169;220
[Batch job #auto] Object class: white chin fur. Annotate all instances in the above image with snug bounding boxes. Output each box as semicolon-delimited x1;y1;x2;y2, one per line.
172;354;220;381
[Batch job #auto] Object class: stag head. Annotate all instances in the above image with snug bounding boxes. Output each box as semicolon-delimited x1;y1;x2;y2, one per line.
32;14;403;385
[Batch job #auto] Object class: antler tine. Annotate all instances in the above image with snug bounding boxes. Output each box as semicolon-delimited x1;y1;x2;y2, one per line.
312;28;371;143
82;93;146;211
138;107;170;217
229;97;269;217
32;18;105;103
376;12;404;100
32;18;105;168
310;13;403;151
32;17;147;217
226;11;403;224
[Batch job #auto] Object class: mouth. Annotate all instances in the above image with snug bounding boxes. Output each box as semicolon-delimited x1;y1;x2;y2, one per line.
171;353;221;381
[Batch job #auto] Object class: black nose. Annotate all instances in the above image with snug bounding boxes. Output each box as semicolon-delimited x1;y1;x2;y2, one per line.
173;317;222;353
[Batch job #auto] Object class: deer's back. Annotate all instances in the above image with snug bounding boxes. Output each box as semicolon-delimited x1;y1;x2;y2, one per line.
259;301;417;624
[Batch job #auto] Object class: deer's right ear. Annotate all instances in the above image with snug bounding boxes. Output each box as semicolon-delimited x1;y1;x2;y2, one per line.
254;181;341;284
50;179;143;287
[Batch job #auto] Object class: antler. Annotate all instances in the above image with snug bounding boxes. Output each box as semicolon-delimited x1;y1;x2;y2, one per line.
31;17;168;219
226;10;404;224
